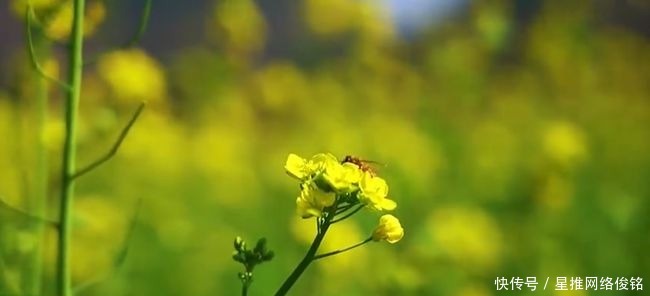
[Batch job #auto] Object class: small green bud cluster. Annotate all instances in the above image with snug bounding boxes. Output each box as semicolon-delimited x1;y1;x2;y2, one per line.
232;236;274;280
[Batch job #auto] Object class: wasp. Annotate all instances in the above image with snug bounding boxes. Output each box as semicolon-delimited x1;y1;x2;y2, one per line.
341;155;384;176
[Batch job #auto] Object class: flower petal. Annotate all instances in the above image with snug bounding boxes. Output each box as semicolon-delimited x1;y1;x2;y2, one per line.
285;153;308;179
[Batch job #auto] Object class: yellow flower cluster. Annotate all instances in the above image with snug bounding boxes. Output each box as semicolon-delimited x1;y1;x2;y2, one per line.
285;153;403;243
286;153;396;216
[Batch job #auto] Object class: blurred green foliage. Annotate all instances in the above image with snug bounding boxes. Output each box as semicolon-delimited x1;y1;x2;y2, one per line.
1;0;649;295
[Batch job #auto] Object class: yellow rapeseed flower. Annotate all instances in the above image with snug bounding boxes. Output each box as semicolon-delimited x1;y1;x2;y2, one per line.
284;153;334;181
372;214;404;243
308;153;337;173
285;153;310;180
296;184;336;218
322;158;362;193
285;152;361;193
359;172;396;211
285;152;398;218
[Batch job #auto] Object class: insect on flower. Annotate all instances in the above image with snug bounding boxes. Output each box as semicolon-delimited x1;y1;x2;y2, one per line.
341;155;384;176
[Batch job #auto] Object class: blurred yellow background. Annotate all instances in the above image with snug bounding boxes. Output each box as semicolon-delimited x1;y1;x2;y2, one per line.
0;0;648;295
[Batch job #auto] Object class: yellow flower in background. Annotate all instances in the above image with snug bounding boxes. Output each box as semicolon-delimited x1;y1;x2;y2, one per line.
10;0;60;17
43;1;106;40
121;110;187;179
42;195;128;282
372;214;404;243
44;3;73;40
296;184;336;218
362;116;443;193
359;172;396;211
0;100;23;208
304;0;358;37
42;116;64;155
97;48;166;104
254;62;309;112
467;121;518;201
211;0;267;56
542;121;588;168
356;2;395;44
41;57;60;80
427;207;502;272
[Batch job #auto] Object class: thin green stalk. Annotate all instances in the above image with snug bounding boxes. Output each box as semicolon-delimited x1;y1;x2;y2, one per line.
124;0;152;48
0;198;58;227
274;227;327;296
331;204;364;224
57;0;85;295
26;5;69;90
71;102;145;180
275;210;335;296
26;25;49;296
241;276;251;296
312;237;372;260
84;0;153;65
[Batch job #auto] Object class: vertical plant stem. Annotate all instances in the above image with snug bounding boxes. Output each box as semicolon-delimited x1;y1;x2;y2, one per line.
26;29;49;296
275;214;334;296
241;279;250;296
57;0;85;295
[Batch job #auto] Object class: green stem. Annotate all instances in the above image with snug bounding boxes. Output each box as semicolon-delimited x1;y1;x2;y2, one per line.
275;212;335;296
71;102;145;180
331;204;363;223
124;0;152;48
84;0;153;65
26;5;69;90
241;278;250;296
57;0;85;295
0;197;58;227
312;237;372;260
26;24;49;296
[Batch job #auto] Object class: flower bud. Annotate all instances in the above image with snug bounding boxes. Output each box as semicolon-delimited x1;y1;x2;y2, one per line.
254;238;267;254
372;214;404;244
234;236;246;251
